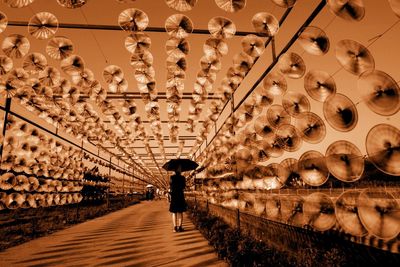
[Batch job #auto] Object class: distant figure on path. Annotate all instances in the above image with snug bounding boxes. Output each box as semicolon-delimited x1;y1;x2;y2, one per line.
169;166;187;232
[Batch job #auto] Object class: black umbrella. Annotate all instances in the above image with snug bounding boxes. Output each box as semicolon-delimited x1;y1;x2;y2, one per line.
162;158;198;172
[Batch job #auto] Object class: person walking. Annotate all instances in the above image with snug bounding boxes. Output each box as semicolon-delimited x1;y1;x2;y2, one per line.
169;166;187;232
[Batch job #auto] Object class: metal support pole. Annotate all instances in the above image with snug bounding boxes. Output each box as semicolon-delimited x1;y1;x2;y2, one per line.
271;37;277;61
0;97;12;162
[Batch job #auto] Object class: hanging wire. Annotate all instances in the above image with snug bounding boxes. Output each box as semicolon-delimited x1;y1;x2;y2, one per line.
79;7;109;64
367;19;400;47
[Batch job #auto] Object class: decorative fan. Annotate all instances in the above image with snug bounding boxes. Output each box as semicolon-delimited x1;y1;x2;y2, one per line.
241;34;265;57
2;34;30;59
252;12;279;37
357;70;400;116
278;52;306;79
215;0;246;12
0;11;8;33
335;39;374;75
298;26;329;55
46;36;74;60
327;0;365;21
204;38;228;58
271;0;296;8
263;71;287;95
303;192;336;231
335;190;368;236
294;112;326;144
56;0;87;8
282;91;310;117
28;12;58;40
323;93;358;132
267;104;291;128
366;124;400;176
304;69;336;102
298;150;329;186
4;0;34;8
166;37;190;57
165;0;197;12
357;189;400;239
165;14;193;39
118;8;149;32
130;50;153;70
208;17;236;39
280;195;306;227
60;55;85;75
325;140;364;182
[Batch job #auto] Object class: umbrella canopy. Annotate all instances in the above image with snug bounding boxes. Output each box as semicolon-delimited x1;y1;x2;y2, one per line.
163;158;198;172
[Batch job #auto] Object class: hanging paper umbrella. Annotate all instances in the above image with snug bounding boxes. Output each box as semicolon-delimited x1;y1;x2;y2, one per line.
8;67;29;84
5;193;25;209
335;39;374;75
200;54;221;73
241;34;266;58
39;66;61;87
303;192;335;231
0;173;16;190
252;12;279;37
71;68;94;88
278;52;306;79
260;134;284;158
2;34;30;59
203;38;228;58
282;91;310;117
267;104;291;128
165;0;197;12
0;77;24;97
118;8;149;32
165;14;193;39
0;11;8;33
134;66;155;84
304;69;336;102
298;150;329;186
28;12;58;40
0;55;13;76
357;189;400;240
276;123;302;152
56;0;87;8
46;36;74;60
103;65;124;84
208;17;236;39
233;52;254;74
325;140;364;182
323;93;358;132
327;0;365;21
280;195;306;227
298;26;329;56
215;0;246;13
263;71;287;96
294;112;326;144
388;0;400;18
366;124;400;176
166;37;190;57
167;53;187;72
335;190;368;237
357;70;400;116
22;52;48;74
130;50;153;70
271;0;296;8
4;0;34;8
125;32;151;54
108;78;128;93
63;86;80;105
60;54;85;75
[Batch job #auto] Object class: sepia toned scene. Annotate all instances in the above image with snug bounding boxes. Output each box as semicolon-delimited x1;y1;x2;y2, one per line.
0;0;399;266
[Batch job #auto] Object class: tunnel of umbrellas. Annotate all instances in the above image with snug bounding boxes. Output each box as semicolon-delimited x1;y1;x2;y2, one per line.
0;0;399;263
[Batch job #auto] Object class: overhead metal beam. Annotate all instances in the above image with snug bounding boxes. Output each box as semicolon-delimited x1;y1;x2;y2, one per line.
8;21;262;36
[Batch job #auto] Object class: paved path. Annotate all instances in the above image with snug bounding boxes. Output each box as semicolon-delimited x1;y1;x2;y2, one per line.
0;200;227;267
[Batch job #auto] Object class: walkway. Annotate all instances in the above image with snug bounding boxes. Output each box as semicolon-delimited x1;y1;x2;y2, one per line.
0;200;227;267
